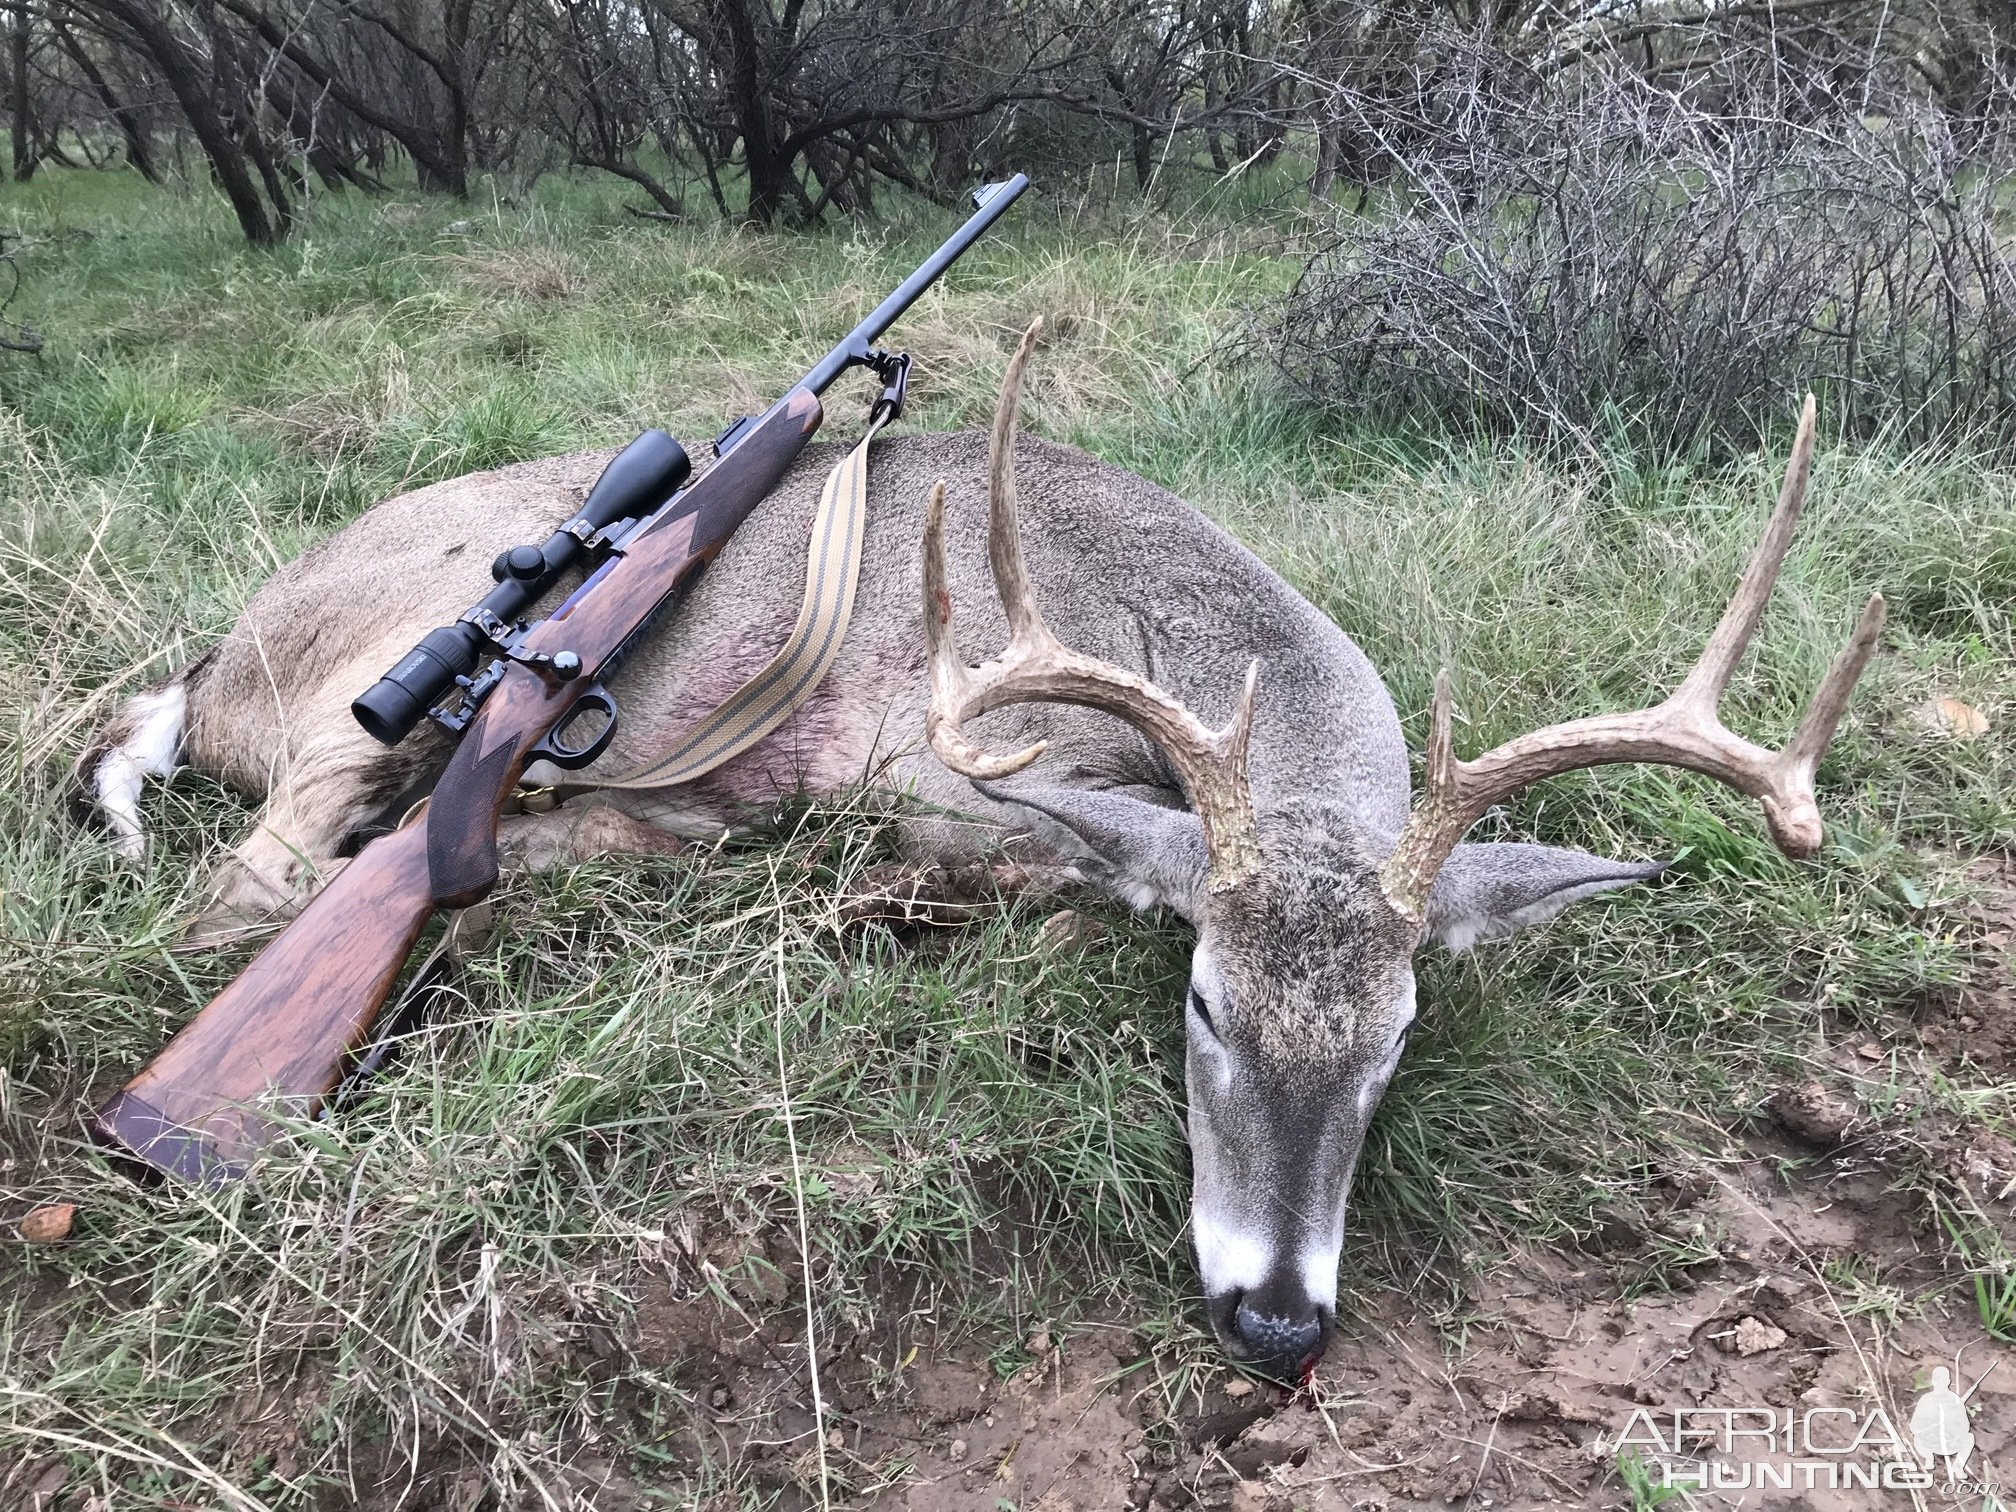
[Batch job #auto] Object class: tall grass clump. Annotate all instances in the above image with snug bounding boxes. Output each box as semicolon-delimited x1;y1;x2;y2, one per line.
1267;35;2016;457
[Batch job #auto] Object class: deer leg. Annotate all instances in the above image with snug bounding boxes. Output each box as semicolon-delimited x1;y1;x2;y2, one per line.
186;801;357;945
185;757;418;943
493;802;688;872
185;797;688;947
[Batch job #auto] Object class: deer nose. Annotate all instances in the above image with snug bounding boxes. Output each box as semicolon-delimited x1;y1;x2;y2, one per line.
1230;1297;1328;1382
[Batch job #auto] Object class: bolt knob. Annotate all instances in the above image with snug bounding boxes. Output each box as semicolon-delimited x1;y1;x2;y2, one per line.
551;651;582;681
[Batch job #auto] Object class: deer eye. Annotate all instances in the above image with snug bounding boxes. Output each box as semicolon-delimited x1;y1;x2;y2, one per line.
1187;984;1218;1039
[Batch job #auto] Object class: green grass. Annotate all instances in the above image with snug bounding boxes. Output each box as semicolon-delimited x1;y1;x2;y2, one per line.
1616;1450;1694;1511
1;165;2012;1508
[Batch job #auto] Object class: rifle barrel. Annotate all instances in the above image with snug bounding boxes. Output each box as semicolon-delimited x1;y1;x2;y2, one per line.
798;175;1029;398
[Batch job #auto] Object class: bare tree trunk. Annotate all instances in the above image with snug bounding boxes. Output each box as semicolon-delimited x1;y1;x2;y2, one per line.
428;0;471;195
241;121;295;230
1311;126;1340;200
9;1;32;181
712;0;790;223
1128;121;1152;187
175;90;278;241
79;0;281;243
54;18;159;180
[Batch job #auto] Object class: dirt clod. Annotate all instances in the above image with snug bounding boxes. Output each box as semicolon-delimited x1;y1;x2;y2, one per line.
1768;1080;1859;1145
18;1203;73;1243
912;1360;989;1425
19;1461;68;1511
1728;1315;1789;1355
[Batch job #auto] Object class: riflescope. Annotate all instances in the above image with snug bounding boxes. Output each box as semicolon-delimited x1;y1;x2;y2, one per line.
351;428;692;745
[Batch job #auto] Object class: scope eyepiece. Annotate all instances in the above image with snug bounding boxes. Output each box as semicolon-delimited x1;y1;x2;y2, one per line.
352;623;486;746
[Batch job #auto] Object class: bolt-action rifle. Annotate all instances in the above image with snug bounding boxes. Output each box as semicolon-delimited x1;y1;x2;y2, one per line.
95;176;1030;1183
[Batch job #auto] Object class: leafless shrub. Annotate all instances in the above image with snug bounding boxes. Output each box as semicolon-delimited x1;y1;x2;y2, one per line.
1268;37;2016;456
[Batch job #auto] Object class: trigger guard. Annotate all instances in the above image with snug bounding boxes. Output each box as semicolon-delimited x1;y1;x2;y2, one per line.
531;683;618;770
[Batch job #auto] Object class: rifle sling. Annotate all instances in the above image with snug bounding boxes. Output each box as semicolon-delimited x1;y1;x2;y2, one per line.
509;411;888;814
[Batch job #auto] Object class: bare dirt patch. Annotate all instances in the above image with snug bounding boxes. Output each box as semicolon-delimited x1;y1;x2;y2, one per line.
1915;857;2016;1081
606;1138;2007;1511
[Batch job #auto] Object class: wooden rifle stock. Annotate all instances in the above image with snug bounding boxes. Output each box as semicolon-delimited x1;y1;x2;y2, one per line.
95;822;437;1181
95;391;824;1182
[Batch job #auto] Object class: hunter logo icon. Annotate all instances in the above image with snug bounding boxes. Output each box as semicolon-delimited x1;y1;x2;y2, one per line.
1910;1362;1995;1483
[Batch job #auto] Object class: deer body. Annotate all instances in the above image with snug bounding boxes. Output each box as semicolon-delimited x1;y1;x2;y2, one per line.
103;428;1405;906
84;335;1878;1382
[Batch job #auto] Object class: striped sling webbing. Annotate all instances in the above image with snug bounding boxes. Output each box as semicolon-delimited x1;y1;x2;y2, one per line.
519;414;886;811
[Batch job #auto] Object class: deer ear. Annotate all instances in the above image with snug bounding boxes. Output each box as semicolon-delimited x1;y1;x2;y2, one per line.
972;782;1209;920
1422;843;1667;952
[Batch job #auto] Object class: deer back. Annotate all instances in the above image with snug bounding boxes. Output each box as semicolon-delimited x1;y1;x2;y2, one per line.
182;429;1412;849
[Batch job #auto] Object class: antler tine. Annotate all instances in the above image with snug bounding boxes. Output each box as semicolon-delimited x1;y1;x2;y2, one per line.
1379;400;1885;924
921;319;1265;888
987;316;1049;652
923;478;1050;780
1773;590;1887;827
1672;394;1818;711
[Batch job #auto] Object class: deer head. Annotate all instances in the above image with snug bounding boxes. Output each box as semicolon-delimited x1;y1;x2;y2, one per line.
924;322;1884;1380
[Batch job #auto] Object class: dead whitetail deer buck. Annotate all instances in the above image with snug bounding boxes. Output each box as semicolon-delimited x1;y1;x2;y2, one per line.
81;322;1882;1380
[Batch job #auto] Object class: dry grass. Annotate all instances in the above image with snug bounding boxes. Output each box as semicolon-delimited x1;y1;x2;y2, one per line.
448;244;589;303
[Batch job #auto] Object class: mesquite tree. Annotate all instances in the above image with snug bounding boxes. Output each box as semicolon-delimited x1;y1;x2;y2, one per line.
13;0;2016;243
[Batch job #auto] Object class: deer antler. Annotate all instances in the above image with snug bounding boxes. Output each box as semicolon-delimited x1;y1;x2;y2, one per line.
1379;395;1886;922
922;318;1264;889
